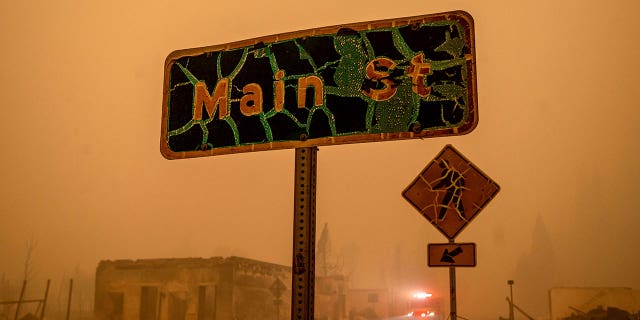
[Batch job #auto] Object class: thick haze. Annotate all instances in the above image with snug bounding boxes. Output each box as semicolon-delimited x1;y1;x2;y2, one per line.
1;0;639;319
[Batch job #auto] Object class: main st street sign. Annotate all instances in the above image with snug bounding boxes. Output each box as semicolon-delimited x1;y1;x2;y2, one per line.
160;11;477;159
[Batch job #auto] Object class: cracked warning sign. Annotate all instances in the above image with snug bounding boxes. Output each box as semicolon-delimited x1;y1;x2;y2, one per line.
402;144;500;240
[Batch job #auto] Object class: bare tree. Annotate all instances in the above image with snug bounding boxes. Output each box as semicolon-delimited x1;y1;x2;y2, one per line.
316;223;342;277
13;238;39;320
22;238;38;284
1;274;11;320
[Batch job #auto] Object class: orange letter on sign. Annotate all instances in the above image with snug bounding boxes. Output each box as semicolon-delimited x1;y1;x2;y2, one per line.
274;70;285;112
297;76;324;108
193;79;229;120
362;57;398;101
240;83;263;116
407;53;431;97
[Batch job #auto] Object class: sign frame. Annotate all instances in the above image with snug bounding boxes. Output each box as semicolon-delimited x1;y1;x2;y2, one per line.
161;11;477;159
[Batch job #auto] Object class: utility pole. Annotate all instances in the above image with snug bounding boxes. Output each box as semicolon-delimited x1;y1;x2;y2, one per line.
14;280;26;320
449;240;457;320
506;297;534;320
66;279;73;320
508;280;515;320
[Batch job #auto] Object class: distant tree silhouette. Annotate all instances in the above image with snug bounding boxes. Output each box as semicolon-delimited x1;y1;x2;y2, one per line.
513;215;557;318
22;238;38;285
317;223;341;277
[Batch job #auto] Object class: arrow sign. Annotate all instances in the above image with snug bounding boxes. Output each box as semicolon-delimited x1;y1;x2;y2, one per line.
441;246;464;263
428;243;476;267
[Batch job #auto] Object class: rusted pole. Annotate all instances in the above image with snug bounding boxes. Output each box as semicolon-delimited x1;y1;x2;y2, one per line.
507;297;534;320
508;280;514;320
65;279;73;320
449;240;457;320
40;280;50;320
157;292;164;320
14;280;26;320
291;147;317;320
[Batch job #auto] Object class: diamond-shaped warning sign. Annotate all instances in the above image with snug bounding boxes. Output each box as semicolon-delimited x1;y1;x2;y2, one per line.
270;277;286;298
402;145;500;240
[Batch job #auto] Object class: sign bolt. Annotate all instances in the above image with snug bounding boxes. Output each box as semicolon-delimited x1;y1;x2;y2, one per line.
411;122;422;133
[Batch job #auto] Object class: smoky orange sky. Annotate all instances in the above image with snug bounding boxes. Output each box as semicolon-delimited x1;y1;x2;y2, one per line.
1;0;639;319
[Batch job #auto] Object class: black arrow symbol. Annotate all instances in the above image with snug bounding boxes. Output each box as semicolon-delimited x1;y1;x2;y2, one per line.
440;246;464;263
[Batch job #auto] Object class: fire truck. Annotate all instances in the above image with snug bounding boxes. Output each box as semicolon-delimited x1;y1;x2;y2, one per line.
405;292;443;320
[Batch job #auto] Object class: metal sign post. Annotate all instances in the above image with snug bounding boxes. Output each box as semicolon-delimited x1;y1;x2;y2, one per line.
291;147;318;320
449;248;457;320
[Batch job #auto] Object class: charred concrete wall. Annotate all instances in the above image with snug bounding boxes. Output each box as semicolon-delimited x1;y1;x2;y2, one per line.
226;257;291;320
94;257;291;320
549;287;640;320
